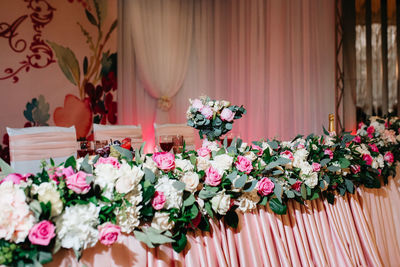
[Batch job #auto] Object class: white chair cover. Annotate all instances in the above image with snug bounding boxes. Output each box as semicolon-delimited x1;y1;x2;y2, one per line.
7;126;77;174
154;123;196;150
93;124;143;149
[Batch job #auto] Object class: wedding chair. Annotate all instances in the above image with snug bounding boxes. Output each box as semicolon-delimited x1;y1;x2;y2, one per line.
154;123;196;151
93;124;143;149
7;126;77;174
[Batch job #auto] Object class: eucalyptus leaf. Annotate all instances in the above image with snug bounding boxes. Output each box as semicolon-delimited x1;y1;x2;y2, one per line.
0;158;15;176
344;179;354;193
226;171;237;182
198;189;217;199
320;158;330;167
113;145;133;161
147;231;175;244
172;181;186;191
144;168;155;183
243;180;257;192
273;182;283;203
301;183;307;199
80;154;92;174
134;230;155;248
267;141;279;150
285;190;295;198
184;194;196;206
234;174;247;188
327;165;341;172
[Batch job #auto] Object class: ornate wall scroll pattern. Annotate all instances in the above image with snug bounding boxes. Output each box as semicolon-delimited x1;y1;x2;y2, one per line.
0;0;56;83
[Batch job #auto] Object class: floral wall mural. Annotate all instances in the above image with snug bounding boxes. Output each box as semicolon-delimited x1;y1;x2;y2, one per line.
0;0;117;162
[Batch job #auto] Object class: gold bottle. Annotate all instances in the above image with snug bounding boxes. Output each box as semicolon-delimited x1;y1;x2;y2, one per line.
328;114;335;133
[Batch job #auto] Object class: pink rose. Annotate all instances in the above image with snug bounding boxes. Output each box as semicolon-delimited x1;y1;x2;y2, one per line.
192;99;204;110
324;149;333;159
251;144;263;156
369;144;379;153
220;108;234;122
66;171;91;194
28;220;55;246
152;152;175;172
350;165;361;174
280;150;294;160
235;156;253;174
384;151;394;164
312;163;321;172
256;177;275;196
297;144;305;149
200;106;213;119
98;222;121;246
152;191;166;210
61;166;74;177
353;135;361;143
362;154;373;166
358;122;365;129
197;147;211;158
205;166;222;186
0;173;30;185
291;181;302;192
95;157;121;169
367;126;375;138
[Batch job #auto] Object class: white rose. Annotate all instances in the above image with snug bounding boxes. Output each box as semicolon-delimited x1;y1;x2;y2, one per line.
239;142;248;153
116;163;144;194
244;151;257;162
155;176;183;209
202;140;220;152
180;172;199;193
211;154;233;174
261;142;271;152
303;172;318;188
197;156;211;171
221;100;230;107
151;212;174;231
175;158;194;173
35;182;63;217
211;192;231;215
143;156;158;173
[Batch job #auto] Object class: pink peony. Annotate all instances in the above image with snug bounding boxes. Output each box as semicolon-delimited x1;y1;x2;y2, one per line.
65;171;91;194
353;135;361;143
98;222;121;246
220;108;234;122
235;156;253;174
61;166;75;177
205;166;222;186
152;152;175;172
280;150;294;160
350;165;361;174
191;99;204;110
0;173;30;185
95;156;121;169
200;106;213;119
28;220;55;246
197;147;211;158
291;181;302;192
367;126;375;138
369;144;379;153
384;151;394;164
251;144;263;156
362;154;373;166
256;177;275;196
324;149;334;159
152;191;166;210
312;163;321;172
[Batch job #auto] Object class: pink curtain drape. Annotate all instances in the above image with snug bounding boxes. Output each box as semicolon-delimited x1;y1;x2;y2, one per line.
48;171;400;267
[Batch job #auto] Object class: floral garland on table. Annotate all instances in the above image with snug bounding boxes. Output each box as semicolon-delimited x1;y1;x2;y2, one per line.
1;100;400;266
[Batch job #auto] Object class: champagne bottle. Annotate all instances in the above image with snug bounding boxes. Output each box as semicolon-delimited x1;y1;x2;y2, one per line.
328;114;335;134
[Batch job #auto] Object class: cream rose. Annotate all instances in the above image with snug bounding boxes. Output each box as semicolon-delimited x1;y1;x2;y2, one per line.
211;154;233;174
175;158;194;173
115;163;144;194
34;182;63;217
211;192;231;215
180;172;199;193
197;156;211;171
151;212;175;231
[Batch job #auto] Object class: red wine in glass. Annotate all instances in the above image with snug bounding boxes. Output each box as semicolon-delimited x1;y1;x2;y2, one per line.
227;138;233;147
160;142;174;152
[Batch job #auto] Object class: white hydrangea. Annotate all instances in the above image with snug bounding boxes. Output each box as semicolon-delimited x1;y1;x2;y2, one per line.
56;203;100;251
115;161;144;194
115;187;143;234
151;212;174;231
94;162;119;190
32;182;63;217
155;176;183;209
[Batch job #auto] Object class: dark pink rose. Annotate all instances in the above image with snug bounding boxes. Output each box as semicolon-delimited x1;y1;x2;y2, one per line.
152;191;166;210
235;156;253;174
200;106;213;119
358;122;365;129
280;150;294;160
324;149;333;159
220;108;234;122
312;163;321;172
28;220;55;246
98;222;121;246
95;157;121;169
251;144;263;156
384;151;394;164
367;126;375;138
205;166;222;186
152;152;175;172
66;171;91;194
362;154;373;166
350;164;361;174
197;147;211;158
256;177;275;196
0;173;29;184
369;144;379;153
353;135;361;143
291;181;302;192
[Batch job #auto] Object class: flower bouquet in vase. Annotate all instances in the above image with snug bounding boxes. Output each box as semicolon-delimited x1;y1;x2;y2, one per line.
186;96;246;142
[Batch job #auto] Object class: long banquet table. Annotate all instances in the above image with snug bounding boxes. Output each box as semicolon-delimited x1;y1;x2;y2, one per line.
48;170;400;267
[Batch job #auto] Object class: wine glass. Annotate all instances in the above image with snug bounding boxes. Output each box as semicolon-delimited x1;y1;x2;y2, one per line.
225;132;240;147
159;135;174;152
172;135;184;153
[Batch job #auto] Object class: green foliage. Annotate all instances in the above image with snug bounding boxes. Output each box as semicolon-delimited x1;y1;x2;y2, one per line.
23;95;50;126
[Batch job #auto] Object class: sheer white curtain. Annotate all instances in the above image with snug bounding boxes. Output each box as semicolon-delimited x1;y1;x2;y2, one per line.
118;0;335;151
